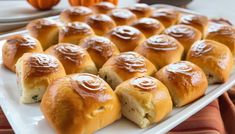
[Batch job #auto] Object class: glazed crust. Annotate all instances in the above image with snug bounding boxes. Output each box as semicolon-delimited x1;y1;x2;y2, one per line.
187;40;234;84
134;34;184;69
45;43;97;74
128;3;153;19
91;2;116;14
2;35;43;72
40;73;121;134
155;61;208;107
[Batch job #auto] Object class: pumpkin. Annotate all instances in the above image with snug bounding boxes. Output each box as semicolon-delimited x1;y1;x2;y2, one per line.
68;0;118;7
27;0;60;10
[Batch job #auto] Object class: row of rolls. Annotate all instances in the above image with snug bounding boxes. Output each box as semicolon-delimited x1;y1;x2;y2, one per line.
2;2;235;134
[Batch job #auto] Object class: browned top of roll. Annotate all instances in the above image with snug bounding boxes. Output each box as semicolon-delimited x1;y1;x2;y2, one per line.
207;23;235;37
179;14;208;27
132;18;163;31
81;36;115;59
54;43;85;65
61;6;93;17
130;76;156;90
60;22;93;37
27;53;59;77
151;8;179;21
70;73;112;102
87;14;115;25
109;8;136;20
143;34;179;51
164;24;199;39
189;40;214;57
92;2;116;14
27;18;58;30
128;3;153;17
109;26;142;40
115;52;147;73
5;35;39;49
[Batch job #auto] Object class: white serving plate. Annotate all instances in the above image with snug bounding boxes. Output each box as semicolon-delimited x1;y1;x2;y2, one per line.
0;4;235;134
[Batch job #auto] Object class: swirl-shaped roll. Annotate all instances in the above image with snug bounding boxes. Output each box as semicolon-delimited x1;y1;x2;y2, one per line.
91;2;116;14
164;24;202;54
135;34;184;69
132;17;165;38
150;8;180;28
41;73;121;134
80;36;119;68
187;40;234;84
99;52;156;88
106;26;145;52
2;35;43;72
155;61;208;107
86;14;116;36
59;22;94;45
45;43;97;75
115;75;172;128
205;23;235;55
108;9;137;26
128;3;153;19
15;53;66;103
26;18;60;50
178;13;208;35
60;6;93;23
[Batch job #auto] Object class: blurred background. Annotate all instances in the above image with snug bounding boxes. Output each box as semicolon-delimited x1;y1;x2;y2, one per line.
0;0;234;32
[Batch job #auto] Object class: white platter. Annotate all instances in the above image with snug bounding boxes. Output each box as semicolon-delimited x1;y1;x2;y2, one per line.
0;4;235;134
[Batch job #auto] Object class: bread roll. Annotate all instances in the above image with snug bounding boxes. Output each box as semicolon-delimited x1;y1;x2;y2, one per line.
26;18;60;50
59;22;94;45
41;73;121;134
15;53;66;103
155;61;208;107
134;35;184;69
164;24;202;54
80;36;120;68
99;52;157;89
210;18;233;26
91;2;116;14
86;14;116;36
106;26;145;52
2;35;43;72
178;14;208;36
60;6;93;23
115;76;172;128
108;9;137;26
128;3;153;19
131;18;165;38
45;43;97;74
205;23;235;55
187;40;234;84
150;8;180;28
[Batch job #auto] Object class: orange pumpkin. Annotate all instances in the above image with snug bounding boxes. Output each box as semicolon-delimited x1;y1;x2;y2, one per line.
27;0;60;10
68;0;118;7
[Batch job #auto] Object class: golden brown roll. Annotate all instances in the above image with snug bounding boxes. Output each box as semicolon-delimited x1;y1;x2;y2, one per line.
26;18;60;50
128;3;153;19
115;76;172;128
108;8;137;26
59;22;94;45
99;52;157;89
178;13;209;36
164;24;202;54
106;26;145;52
79;36;120;68
150;8;180;28
91;2;116;14
155;61;208;107
2;35;43;72
60;6;93;23
187;40;234;84
134;35;184;69
131;18;165;38
205;23;235;55
45;43;97;74
41;73;121;134
15;53;66;103
86;14;116;36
